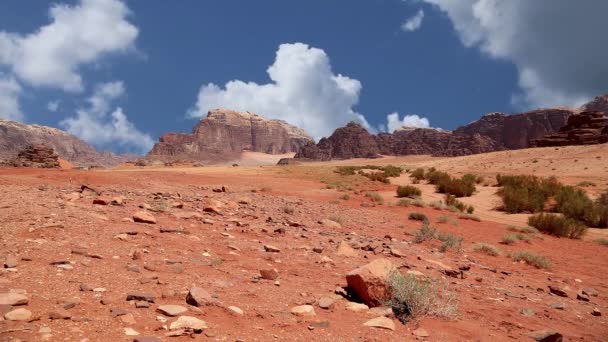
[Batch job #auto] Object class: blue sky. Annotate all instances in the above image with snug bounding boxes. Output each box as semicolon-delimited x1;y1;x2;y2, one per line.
1;0;607;153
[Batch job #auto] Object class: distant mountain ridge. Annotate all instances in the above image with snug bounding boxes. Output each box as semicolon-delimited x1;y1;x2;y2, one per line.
0;119;136;167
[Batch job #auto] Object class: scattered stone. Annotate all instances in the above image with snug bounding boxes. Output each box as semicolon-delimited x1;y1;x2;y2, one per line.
550;302;566;310
313;246;324;253
263;245;281;253
157;305;188;317
92;198;110;205
4;308;32;321
577;292;590;302
345;302;369;312
368;307;393;317
186;287;213;307
520;308;535;317
133;212;157;224
363;316;395;331
336;241;357;257
260;268;279;280
582;288;599;297
346;258;395;307
169;316;208;331
227;306;244;316
135;301;150;308
390;247;405;258
124;328;140;336
49;308;72;320
111;308;129;317
592;308;601;316
548;285;569;297
0;292;29;306
133;337;161;342
311;296;334;310
126;292;156;303
4;255;18;268
290;305;316;317
412;328;430;337
320;219;342;229
528;329;563;342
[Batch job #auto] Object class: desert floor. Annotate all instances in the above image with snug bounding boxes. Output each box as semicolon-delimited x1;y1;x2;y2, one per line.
1;145;607;341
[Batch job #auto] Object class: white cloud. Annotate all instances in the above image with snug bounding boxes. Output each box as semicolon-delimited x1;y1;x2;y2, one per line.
0;0;138;92
60;81;154;153
401;10;425;32
386;112;430;132
47;100;60;112
0;74;22;121
419;0;608;108
188;42;373;140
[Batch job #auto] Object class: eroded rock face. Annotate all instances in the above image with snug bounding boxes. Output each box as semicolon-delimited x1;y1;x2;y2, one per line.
11;144;60;168
148;109;313;162
532;111;608;147
0;119;135;166
295;122;381;160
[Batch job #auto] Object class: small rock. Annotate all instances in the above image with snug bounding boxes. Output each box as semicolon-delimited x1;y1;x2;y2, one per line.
520;308;535;317
227;306;244;316
111;308;128;317
156;305;188;317
363;316;395;331
133;211;157;224
592;308;601;316
49;308;72;320
260;268;279;280
390;247;405;258
186;287;212;307
135;301;150;308
124;328;140;336
318;297;335;309
550;302;566;310
126;292;156;303
319;219;342;229
169;316;208;331
0;292;29;306
290;305;316;317
576;292;590;302
345;302;369;312
133;337;161;342
548;285;568;297
412;328;430;337
4;308;32;321
4;255;18;268
582;287;599;297
93;198;110;205
345;258;396;307
336;241;357;257
528;329;563;342
264;245;281;253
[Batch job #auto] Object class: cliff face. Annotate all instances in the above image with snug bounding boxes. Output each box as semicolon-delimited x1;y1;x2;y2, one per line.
532;111;608;147
148;109;314;162
0;119;133;166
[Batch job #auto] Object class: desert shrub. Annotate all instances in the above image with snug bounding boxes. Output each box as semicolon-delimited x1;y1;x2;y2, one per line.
528;213;587;239
597;191;608;228
383;165;403;177
411;199;426;207
365;171;390;183
437;215;459;226
594;238;608;246
413;222;436;243
510;251;551;269
365;192;384;204
336;166;358;176
473;243;500;256
437;233;463;252
427;170;451;186
458;213;481;222
436;176;476;197
336;165;402;183
577;181;596;187
555;186;597;225
386;271;457;321
409;212;428;222
444;194;475;213
410;168;426;181
397;185;422;198
496;174;561;213
501;233;531;245
506;225;539;234
397;199;412;207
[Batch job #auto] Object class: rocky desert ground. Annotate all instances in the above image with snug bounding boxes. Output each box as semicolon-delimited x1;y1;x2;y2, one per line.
1;145;607;342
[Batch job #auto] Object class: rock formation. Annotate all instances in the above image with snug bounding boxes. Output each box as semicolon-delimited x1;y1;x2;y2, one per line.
0;119;135;167
532;111;608;147
10;144;60;168
148;109;314;162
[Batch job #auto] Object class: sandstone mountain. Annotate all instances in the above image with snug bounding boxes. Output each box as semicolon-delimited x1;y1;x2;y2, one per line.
10;144;60;168
532;111;608;147
294;104;598;161
147;109;314;162
0;119;135;167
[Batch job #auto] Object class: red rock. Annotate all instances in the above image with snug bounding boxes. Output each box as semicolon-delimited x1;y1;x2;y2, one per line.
346;259;396;307
260;268;279;280
133;212;157;224
10;144;60;168
49;307;72;320
186;287;213;307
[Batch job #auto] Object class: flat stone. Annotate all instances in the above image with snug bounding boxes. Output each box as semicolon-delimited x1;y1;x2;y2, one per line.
227;306;244;316
363;316;395;331
0;292;29;306
390;247;406;258
548;285;569;297
156;305;188;317
336;241;357;257
49;308;71;320
412;328;430;337
577;293;590;302
592;308;601;316
4;254;18;268
263;245;281;253
320;219;342;229
346;302;369;312
4;308;32;321
528;329;563;342
186;287;212;307
290;305;316;317
111;308;129;317
124;328;140;336
169;316;208;331
133;211;157;224
133;337;161;342
582;287;599;297
367;307;393;317
126;292;156;303
318;297;335;309
135;301;150;308
550;302;566;310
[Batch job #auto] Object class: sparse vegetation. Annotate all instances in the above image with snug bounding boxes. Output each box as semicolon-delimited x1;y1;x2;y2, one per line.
473;243;500;256
510;251;550;269
336;165;403;184
445;194;475;214
594;238;608;246
413;222;436;243
365;192;384;204
458;213;481;222
396;185;421;198
577;181;596;187
437;215;459;226
501;233;531;245
410;168;426;182
387;271;457;321
409;212;428;222
528;213;587;239
506;225;539;234
437;233;463;252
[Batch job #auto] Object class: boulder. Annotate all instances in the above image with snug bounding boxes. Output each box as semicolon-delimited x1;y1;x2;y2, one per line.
11;144;60;168
346;259;396;307
185;287;213;307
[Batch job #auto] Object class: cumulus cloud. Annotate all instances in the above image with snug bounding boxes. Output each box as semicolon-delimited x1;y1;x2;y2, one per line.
188;42;373;140
60;81;154;153
419;0;608;108
47;100;60;112
0;0;138;92
386;112;431;132
401;9;425;32
0;74;22;121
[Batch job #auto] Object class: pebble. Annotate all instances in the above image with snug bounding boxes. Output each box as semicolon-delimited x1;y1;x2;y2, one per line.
227;306;244;316
290;305;316;317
